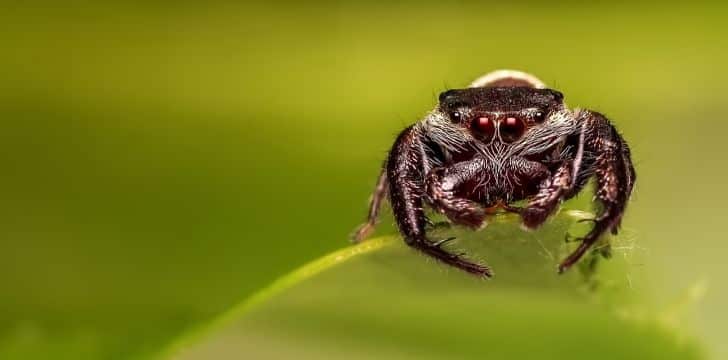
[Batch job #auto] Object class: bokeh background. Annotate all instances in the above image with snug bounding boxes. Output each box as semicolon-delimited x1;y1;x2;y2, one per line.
2;2;727;359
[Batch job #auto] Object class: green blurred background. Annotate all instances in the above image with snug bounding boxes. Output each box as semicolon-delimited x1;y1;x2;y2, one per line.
1;2;727;359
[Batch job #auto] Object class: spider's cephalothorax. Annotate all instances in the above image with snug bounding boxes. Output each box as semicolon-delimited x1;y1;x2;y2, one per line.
353;70;636;277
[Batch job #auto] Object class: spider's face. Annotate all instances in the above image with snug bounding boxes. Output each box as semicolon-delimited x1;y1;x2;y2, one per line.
438;87;564;145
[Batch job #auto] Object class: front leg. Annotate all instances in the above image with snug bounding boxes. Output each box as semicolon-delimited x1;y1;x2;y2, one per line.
387;126;492;277
425;157;488;229
558;110;636;273
351;166;388;243
519;162;572;229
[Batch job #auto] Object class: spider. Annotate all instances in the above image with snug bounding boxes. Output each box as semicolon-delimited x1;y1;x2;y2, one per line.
352;70;635;277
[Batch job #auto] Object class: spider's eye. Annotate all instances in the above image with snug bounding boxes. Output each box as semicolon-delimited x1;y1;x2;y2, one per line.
500;117;526;143
471;116;495;141
533;111;546;123
450;111;462;121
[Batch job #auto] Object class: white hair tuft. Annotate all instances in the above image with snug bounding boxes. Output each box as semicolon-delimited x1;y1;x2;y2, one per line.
469;69;546;89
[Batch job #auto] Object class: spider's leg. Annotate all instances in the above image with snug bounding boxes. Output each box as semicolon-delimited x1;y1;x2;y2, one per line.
558;111;635;273
352;165;388;243
612;139;637;233
425;157;488;229
519;162;572;229
517;117;592;229
388;126;492;277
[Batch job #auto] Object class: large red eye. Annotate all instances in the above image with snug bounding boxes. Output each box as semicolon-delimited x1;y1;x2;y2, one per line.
500;117;526;142
471;117;495;141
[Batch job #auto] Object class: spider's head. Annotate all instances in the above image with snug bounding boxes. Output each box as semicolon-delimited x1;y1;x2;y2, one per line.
437;87;564;144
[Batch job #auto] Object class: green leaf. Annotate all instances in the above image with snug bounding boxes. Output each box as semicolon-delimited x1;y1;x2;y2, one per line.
158;211;704;360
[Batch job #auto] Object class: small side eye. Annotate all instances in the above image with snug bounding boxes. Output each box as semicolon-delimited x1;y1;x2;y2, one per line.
533;111;546;123
450;110;462;122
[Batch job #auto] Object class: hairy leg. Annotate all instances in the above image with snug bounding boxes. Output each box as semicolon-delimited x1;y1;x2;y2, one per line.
517;119;588;228
425;157;488;228
558;111;636;273
352;166;388;243
388;126;492;277
612;140;636;233
519;162;572;229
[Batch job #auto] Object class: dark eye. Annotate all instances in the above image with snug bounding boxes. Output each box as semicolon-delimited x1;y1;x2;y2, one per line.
533;111;546;123
450;110;462;121
500;117;526;143
471;116;495;141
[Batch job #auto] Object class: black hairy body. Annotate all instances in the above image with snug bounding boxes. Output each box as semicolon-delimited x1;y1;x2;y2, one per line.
353;70;635;277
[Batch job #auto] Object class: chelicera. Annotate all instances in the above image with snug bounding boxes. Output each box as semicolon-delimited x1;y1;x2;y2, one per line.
353;70;635;277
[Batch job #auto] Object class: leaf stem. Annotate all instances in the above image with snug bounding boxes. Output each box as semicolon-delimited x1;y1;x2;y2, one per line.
155;236;393;359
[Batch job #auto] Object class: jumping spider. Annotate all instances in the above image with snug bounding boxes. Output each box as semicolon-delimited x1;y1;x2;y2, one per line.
353;70;635;277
